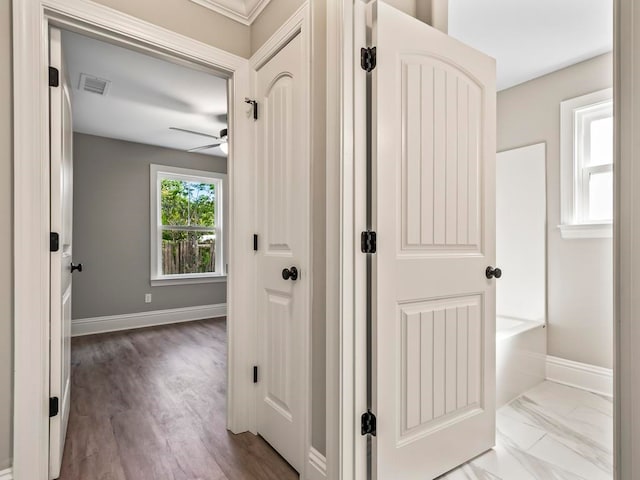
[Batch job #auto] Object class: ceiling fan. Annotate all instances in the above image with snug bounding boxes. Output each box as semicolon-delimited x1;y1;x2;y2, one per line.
170;127;228;154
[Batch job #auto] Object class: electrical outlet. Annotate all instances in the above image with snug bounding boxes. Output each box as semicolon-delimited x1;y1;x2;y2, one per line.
145;293;152;303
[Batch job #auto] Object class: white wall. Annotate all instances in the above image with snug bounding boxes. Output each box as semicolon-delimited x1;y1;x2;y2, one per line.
496;143;546;323
498;53;613;369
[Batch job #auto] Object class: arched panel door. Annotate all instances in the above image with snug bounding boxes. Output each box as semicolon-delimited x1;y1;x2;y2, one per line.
369;2;497;478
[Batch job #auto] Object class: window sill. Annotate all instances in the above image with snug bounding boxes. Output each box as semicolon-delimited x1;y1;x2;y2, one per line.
559;223;612;239
151;275;227;287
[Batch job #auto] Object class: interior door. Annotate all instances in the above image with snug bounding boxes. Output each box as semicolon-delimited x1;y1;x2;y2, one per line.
49;26;74;480
255;31;308;472
368;2;497;479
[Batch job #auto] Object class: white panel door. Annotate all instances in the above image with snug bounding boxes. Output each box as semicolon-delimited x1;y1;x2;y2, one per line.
49;27;74;480
255;31;308;473
369;2;497;479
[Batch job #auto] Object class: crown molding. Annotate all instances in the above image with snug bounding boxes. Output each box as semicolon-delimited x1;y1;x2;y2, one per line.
189;0;271;25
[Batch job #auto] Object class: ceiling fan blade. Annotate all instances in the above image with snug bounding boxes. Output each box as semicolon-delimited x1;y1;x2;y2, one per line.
188;143;222;152
170;127;219;139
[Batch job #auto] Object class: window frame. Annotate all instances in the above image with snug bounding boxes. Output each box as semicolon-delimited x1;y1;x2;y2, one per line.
150;164;227;286
560;88;614;239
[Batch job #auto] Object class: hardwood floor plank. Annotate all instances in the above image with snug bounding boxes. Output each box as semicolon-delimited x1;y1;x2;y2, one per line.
60;318;298;480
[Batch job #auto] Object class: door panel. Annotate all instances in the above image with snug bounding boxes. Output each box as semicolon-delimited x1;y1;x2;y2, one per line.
49;26;74;480
256;32;308;473
370;2;496;479
401;57;482;252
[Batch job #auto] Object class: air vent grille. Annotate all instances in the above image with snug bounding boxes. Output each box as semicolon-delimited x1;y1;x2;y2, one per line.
78;73;111;96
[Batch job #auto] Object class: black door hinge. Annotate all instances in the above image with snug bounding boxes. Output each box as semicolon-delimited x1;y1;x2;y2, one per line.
49;397;59;417
361;231;377;254
253;234;259;251
361;47;377;72
50;232;60;252
245;98;258;120
361;410;377;436
49;66;59;87
253;366;259;383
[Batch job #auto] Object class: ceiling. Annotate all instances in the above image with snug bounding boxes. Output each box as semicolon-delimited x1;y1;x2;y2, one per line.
61;30;228;156
449;0;613;90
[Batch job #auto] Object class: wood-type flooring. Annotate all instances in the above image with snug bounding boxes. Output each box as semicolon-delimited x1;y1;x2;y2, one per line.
59;318;298;480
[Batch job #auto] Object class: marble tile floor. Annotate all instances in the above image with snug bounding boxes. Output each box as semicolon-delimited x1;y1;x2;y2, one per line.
440;381;613;480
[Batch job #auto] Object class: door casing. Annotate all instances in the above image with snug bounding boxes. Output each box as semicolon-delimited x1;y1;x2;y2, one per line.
12;1;256;478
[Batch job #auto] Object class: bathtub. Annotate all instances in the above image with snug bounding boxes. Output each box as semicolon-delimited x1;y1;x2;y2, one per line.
496;316;547;407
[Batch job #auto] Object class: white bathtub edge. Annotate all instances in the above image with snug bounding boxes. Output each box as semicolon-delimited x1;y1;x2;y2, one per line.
546;355;613;398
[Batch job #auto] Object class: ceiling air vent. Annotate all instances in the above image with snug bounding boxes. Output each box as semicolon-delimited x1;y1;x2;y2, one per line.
78;73;111;96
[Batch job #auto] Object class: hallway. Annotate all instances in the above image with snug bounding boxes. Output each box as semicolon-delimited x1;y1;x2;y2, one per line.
59;318;298;480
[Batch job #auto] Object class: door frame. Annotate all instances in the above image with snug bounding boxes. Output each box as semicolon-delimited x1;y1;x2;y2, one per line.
326;0;629;479
248;3;313;476
12;1;255;478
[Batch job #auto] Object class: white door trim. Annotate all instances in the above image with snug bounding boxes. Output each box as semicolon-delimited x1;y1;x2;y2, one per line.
249;4;313;477
12;1;255;478
326;1;367;479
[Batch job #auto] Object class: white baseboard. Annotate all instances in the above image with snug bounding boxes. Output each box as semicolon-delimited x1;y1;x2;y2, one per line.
307;447;327;480
72;303;227;337
0;467;13;480
546;355;613;397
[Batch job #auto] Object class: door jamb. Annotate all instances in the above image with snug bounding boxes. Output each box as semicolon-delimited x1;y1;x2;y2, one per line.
326;1;368;479
248;4;313;477
12;1;255;478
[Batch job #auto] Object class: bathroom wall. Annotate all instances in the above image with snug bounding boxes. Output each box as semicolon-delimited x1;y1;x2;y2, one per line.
498;53;613;369
496;143;546;323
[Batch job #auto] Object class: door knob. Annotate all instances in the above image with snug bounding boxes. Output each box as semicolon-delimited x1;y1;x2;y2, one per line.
70;263;83;273
485;266;502;279
282;266;299;281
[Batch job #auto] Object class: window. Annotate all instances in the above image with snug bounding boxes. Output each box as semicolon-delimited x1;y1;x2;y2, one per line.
560;88;613;238
150;164;226;285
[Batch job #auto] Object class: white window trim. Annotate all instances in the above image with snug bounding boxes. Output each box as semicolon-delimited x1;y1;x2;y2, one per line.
150;164;227;286
560;88;613;239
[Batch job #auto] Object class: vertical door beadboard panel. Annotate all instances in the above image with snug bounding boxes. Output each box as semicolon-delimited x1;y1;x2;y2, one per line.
399;295;484;444
401;58;483;253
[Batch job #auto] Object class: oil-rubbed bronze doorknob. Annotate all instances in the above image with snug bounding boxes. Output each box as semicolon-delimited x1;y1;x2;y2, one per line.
282;266;299;281
485;266;502;279
70;262;83;273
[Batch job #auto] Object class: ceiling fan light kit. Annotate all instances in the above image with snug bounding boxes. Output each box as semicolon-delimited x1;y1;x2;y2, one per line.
171;126;228;154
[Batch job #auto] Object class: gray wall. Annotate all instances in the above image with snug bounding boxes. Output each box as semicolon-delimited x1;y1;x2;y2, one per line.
250;0;306;55
309;0;327;456
72;133;227;319
93;0;250;58
498;53;614;369
0;0;13;471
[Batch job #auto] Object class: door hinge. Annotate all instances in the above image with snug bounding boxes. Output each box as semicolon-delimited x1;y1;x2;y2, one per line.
245;98;258;120
361;47;377;72
253;234;259;251
49;397;59;417
50;232;60;252
361;231;377;254
253;366;259;383
49;66;60;87
361;410;377;436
